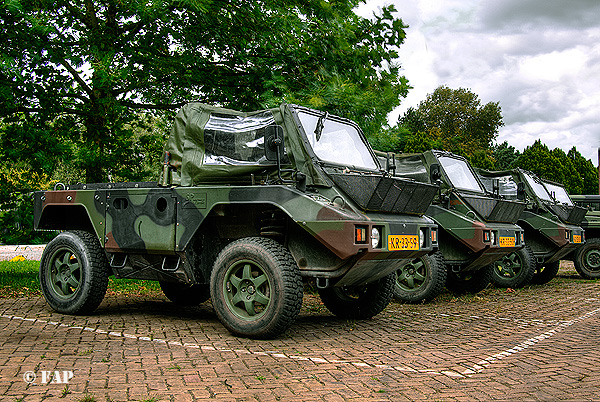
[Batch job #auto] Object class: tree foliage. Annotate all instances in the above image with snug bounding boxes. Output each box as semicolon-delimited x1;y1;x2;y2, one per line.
400;86;503;148
491;141;520;170
388;86;503;168
1;0;409;183
568;147;599;195
513;140;597;195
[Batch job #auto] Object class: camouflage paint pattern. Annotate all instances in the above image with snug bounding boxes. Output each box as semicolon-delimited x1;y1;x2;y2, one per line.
34;104;439;288
390;150;525;272
572;195;600;237
476;168;585;265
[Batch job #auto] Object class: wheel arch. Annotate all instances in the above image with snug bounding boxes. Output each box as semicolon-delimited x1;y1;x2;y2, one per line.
36;204;99;240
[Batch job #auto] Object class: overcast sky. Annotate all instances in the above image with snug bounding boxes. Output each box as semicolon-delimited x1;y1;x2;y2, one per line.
356;0;600;165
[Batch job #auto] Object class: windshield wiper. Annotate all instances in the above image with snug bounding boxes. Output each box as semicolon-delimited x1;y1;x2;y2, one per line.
314;111;328;141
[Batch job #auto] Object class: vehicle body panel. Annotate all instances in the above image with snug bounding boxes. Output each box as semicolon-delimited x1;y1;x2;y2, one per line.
35;103;439;288
476;168;585;265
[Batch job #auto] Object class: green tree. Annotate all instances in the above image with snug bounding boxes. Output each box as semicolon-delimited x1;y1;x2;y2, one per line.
403;127;443;154
514;140;562;181
568;147;599;195
513;140;596;195
492;141;520;170
368;125;411;153
397;86;503;163
401;86;503;149
551;148;583;194
1;0;409;183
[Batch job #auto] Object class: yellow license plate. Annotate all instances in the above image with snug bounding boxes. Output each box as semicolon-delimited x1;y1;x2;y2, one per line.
574;235;582;244
499;236;516;247
388;235;419;251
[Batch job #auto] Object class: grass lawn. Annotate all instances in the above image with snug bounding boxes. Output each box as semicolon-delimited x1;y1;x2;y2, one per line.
0;260;160;298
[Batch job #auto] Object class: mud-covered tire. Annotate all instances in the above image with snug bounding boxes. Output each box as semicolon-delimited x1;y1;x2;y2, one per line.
318;273;395;319
530;260;560;285
210;237;303;339
160;281;210;306
39;231;109;315
491;246;536;288
573;238;600;279
445;264;492;294
393;251;447;303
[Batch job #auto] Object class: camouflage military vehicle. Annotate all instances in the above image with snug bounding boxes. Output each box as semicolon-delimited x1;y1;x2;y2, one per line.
34;103;440;339
477;169;585;285
570;195;600;279
387;150;526;295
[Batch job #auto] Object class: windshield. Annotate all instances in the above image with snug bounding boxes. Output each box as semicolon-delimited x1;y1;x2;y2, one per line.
543;182;573;205
523;173;553;202
297;111;378;170
438;156;484;192
479;175;519;198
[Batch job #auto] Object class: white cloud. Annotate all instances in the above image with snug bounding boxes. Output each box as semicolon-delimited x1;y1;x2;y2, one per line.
358;0;600;165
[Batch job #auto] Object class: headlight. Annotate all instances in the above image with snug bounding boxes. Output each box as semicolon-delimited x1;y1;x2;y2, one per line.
490;231;496;245
419;229;426;248
371;227;381;248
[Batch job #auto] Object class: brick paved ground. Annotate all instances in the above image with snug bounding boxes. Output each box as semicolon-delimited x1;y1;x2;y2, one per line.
1;262;599;401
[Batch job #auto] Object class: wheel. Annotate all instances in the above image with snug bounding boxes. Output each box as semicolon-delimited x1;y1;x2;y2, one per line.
160;281;210;305
445;264;492;294
573;238;600;279
393;251;447;303
39;231;109;314
491;246;536;288
210;237;303;339
318;273;395;319
530;260;560;285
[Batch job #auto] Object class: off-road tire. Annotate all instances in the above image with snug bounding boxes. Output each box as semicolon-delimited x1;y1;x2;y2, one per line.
318;273;395;319
530;260;560;285
210;237;303;339
160;281;210;306
573;237;600;279
445;264;493;294
39;231;109;314
393;251;447;303
491;245;536;288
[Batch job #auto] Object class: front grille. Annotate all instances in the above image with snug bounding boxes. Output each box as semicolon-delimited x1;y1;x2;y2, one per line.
329;173;438;215
547;204;587;225
461;194;525;223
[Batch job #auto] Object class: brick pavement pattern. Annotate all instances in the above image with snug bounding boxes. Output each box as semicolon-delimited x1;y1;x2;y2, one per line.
1;263;599;401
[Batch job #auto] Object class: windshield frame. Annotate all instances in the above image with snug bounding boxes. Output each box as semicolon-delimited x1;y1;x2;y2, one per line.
291;106;381;172
542;180;573;205
522;172;554;202
437;154;486;193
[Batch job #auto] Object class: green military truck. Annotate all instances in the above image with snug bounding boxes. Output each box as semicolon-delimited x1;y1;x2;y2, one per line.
570;195;600;279
386;150;526;296
34;103;440;339
477;169;585;285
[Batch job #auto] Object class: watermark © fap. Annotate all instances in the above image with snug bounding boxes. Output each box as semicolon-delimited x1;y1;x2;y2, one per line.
23;370;74;385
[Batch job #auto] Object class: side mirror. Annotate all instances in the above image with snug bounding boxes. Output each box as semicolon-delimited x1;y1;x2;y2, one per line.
264;125;285;162
517;182;526;201
430;163;442;182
